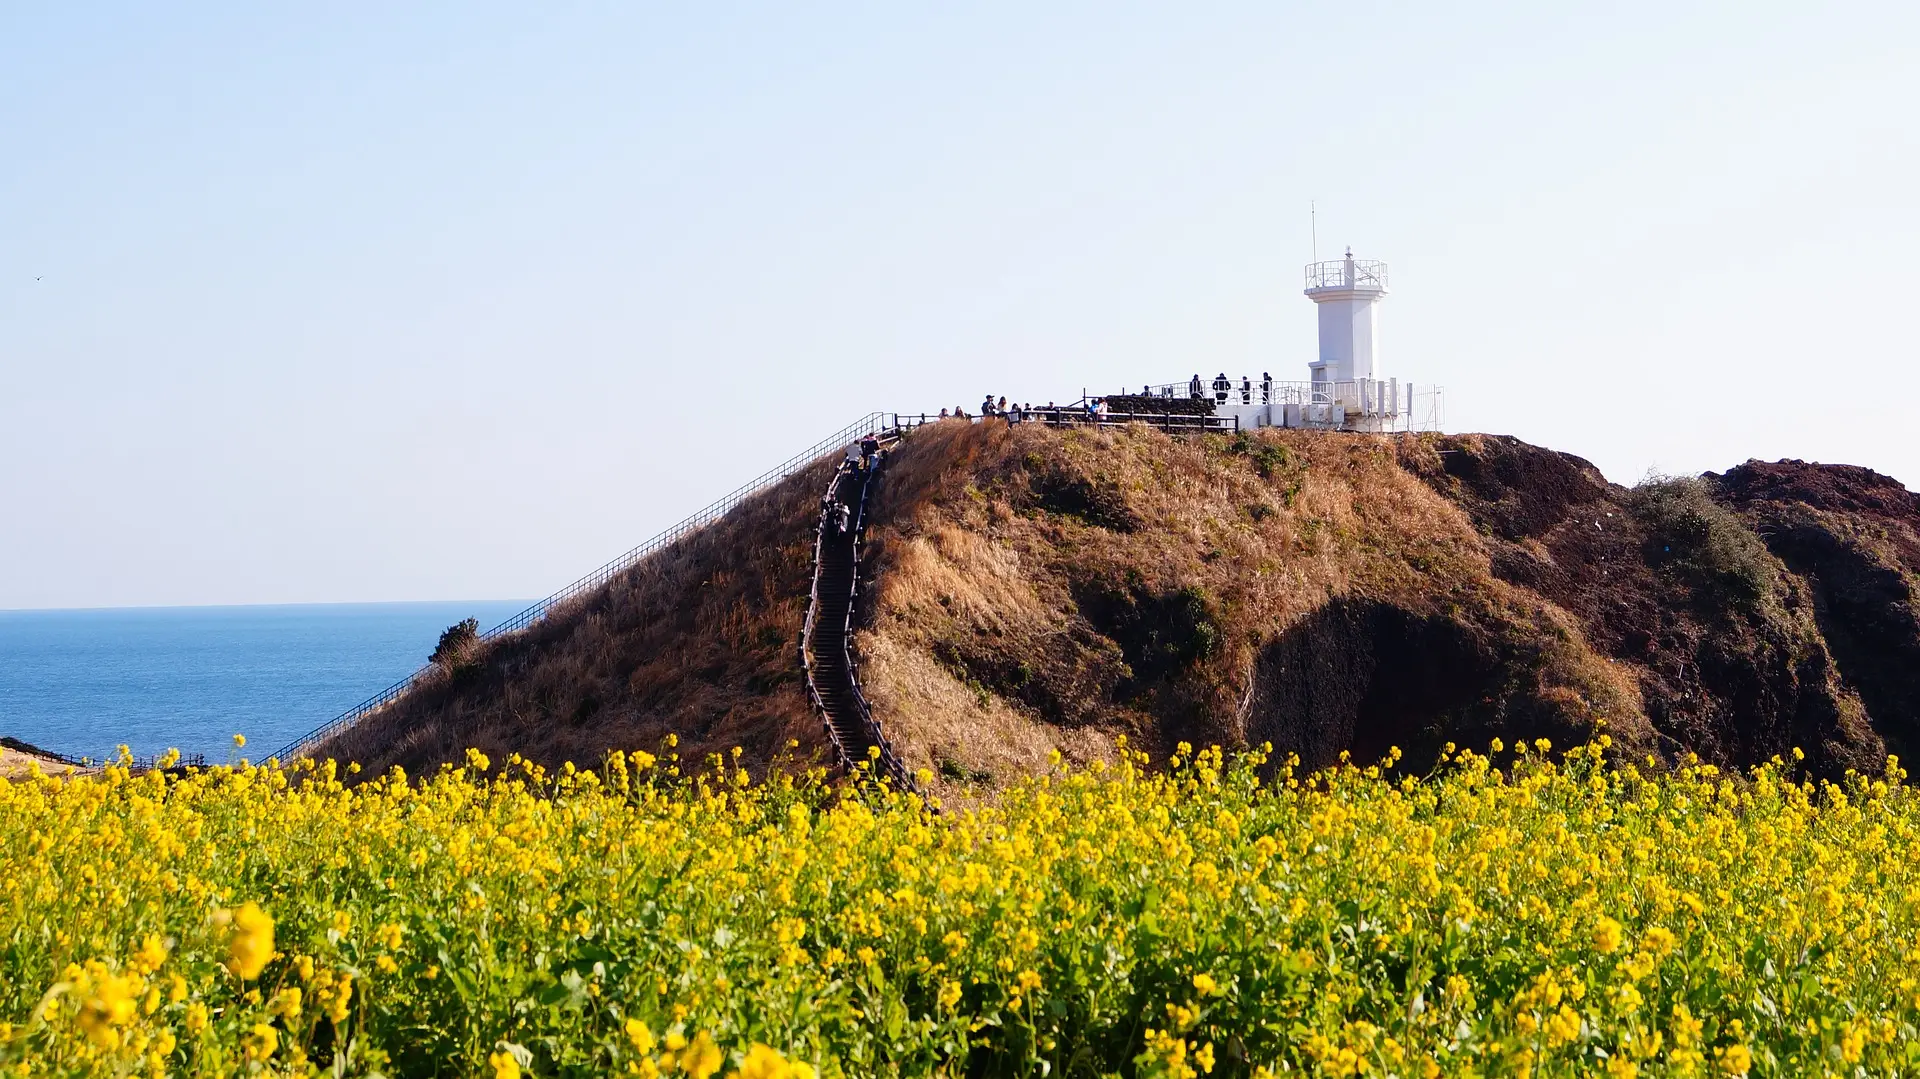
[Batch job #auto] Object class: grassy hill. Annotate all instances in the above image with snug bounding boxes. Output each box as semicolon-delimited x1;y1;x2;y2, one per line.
320;420;1919;788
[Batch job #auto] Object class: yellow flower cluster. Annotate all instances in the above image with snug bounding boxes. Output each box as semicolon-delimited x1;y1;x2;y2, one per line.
2;739;1919;1076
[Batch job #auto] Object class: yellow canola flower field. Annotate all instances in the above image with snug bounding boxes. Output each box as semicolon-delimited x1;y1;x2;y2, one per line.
1;738;1918;1077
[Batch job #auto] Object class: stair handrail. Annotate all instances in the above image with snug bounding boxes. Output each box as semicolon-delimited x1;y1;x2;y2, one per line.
274;411;891;763
841;449;917;789
799;481;851;769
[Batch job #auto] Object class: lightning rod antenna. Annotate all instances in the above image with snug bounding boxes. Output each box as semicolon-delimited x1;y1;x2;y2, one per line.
1311;201;1318;263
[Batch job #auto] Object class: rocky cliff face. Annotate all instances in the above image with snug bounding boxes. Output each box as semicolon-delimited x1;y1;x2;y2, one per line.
1394;436;1890;776
330;420;1919;789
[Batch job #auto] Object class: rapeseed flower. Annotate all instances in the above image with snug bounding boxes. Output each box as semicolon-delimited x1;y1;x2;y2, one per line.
2;739;1917;1075
221;901;274;980
1594;914;1625;954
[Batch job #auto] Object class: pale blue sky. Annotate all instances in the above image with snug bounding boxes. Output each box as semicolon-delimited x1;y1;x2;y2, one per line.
3;3;1915;609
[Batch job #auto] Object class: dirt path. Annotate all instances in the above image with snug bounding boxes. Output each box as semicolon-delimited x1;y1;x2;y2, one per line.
0;743;83;779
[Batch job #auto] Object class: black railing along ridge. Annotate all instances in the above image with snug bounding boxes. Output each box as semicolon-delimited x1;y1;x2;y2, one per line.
270;411;892;763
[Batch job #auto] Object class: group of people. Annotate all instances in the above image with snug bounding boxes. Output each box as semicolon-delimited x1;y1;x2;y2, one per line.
937;397;1053;426
827;433;885;536
821;495;852;536
843;432;881;470
924;375;1287;430
1184;372;1275;406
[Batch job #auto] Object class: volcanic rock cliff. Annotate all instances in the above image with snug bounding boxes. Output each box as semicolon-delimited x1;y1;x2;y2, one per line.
323;421;1919;789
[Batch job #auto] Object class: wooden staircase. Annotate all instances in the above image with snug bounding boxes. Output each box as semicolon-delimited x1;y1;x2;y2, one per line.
801;444;915;790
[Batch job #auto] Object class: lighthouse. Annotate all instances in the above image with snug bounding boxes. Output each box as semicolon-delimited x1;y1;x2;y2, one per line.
1291;247;1406;432
1304;247;1387;385
1121;245;1433;432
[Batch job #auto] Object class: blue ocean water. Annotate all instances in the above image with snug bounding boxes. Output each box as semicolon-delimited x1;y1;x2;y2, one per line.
0;601;531;763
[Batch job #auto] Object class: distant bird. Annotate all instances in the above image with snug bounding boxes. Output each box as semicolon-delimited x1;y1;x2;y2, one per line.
34;276;42;281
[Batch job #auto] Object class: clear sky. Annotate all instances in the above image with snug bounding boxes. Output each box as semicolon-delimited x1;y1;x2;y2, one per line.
3;2;1915;610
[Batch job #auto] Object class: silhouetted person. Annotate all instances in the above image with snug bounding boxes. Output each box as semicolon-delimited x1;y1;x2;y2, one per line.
860;433;880;470
1240;376;1252;404
1262;372;1273;403
1213;373;1230;405
1189;374;1203;400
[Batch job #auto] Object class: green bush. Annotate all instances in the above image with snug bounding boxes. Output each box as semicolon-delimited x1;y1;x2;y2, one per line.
1629;475;1777;612
429;618;482;670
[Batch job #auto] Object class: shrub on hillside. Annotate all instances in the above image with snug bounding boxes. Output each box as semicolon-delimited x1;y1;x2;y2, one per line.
1030;468;1141;533
429;618;481;670
1631;474;1778;612
1078;578;1221;686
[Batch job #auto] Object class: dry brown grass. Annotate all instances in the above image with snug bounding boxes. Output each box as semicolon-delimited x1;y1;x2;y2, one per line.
855;419;1650;800
316;459;840;778
0;744;82;779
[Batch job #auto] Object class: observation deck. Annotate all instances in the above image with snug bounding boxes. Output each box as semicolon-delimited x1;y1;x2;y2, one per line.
1303;257;1388;294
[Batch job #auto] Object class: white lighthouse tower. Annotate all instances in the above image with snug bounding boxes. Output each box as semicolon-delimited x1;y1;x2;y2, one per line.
1129;245;1432;432
1305;247;1386;384
1299;248;1403;432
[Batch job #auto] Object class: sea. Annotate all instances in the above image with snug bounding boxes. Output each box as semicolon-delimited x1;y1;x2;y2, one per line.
0;601;531;764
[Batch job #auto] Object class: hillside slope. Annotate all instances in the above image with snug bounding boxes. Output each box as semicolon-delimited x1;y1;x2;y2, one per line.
325;420;1917;788
315;459;837;776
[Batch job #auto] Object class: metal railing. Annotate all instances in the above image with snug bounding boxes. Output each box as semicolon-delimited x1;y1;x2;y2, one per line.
848;450;918;793
1092;378;1443;433
1059;409;1239;432
0;737;208;774
1125;377;1403;408
889;408;1237;432
271;411;892;763
800;484;848;769
0;736;85;769
1303;258;1388;291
